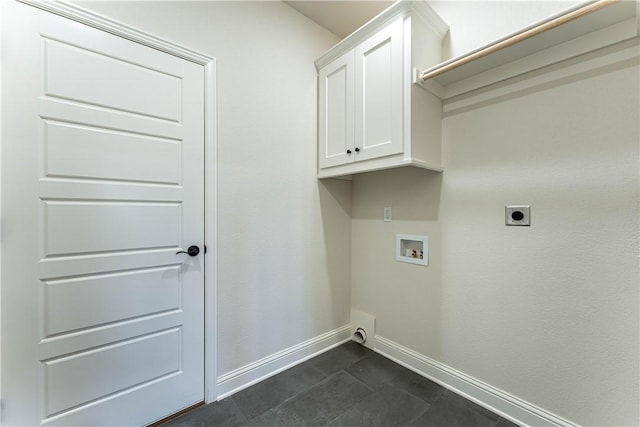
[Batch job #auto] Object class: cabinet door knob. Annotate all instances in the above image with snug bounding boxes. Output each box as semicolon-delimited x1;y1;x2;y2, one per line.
346;149;352;154
355;147;360;153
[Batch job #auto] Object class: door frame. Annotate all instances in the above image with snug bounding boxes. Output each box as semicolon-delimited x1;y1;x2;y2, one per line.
2;0;219;408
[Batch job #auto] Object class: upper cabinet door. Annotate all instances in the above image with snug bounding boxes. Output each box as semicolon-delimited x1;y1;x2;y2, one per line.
354;17;404;161
318;51;355;169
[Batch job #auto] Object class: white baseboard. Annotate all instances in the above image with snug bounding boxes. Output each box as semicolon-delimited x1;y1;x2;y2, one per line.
216;325;352;399
375;335;578;427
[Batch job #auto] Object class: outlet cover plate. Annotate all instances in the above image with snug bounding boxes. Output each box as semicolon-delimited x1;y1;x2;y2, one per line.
384;207;392;222
506;205;531;226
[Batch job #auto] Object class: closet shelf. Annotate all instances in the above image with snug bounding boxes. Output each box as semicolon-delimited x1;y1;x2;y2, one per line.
416;0;639;100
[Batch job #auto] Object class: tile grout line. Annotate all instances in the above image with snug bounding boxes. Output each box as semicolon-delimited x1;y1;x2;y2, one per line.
229;396;251;423
406;405;432;426
245;367;372;424
320;369;379;427
231;361;331;422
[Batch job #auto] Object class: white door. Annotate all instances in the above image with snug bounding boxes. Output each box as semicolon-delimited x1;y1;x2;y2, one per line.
354;17;404;161
1;2;205;425
318;51;354;169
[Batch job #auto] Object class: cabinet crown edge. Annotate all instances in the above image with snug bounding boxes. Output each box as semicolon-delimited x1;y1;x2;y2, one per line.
314;0;448;71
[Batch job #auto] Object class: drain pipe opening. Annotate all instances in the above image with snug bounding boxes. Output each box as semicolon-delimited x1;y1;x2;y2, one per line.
352;328;367;345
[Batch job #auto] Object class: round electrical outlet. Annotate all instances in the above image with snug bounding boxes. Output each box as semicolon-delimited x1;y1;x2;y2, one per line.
511;210;525;221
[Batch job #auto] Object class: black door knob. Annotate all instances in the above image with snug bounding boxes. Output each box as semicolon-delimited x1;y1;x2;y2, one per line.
355;147;360;152
176;245;200;256
346;149;352;154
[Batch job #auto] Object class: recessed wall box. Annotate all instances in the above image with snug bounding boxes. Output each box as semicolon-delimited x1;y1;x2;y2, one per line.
506;205;531;226
396;234;428;266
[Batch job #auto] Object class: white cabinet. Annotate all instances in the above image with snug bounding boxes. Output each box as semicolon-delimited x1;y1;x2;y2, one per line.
316;1;448;179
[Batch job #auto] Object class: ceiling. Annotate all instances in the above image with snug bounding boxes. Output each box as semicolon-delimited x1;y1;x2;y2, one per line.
284;1;395;39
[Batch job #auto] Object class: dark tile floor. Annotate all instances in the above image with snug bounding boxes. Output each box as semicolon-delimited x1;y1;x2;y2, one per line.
161;342;520;427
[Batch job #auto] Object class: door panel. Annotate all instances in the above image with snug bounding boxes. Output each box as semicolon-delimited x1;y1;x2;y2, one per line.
42;201;181;256
354;17;404;161
44;266;181;336
44;328;181;417
363;41;392;143
43;37;181;121
1;2;205;425
43;120;181;185
318;51;354;169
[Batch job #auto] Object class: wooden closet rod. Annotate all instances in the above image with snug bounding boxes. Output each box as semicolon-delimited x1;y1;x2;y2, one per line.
419;0;619;82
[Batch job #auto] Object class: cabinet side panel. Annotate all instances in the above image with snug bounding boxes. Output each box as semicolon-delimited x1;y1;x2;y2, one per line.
409;12;443;169
411;12;444;70
411;86;442;168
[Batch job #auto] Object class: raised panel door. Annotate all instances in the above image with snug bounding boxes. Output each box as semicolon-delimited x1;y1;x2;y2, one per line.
318;51;355;169
354;17;404;161
1;2;205;425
